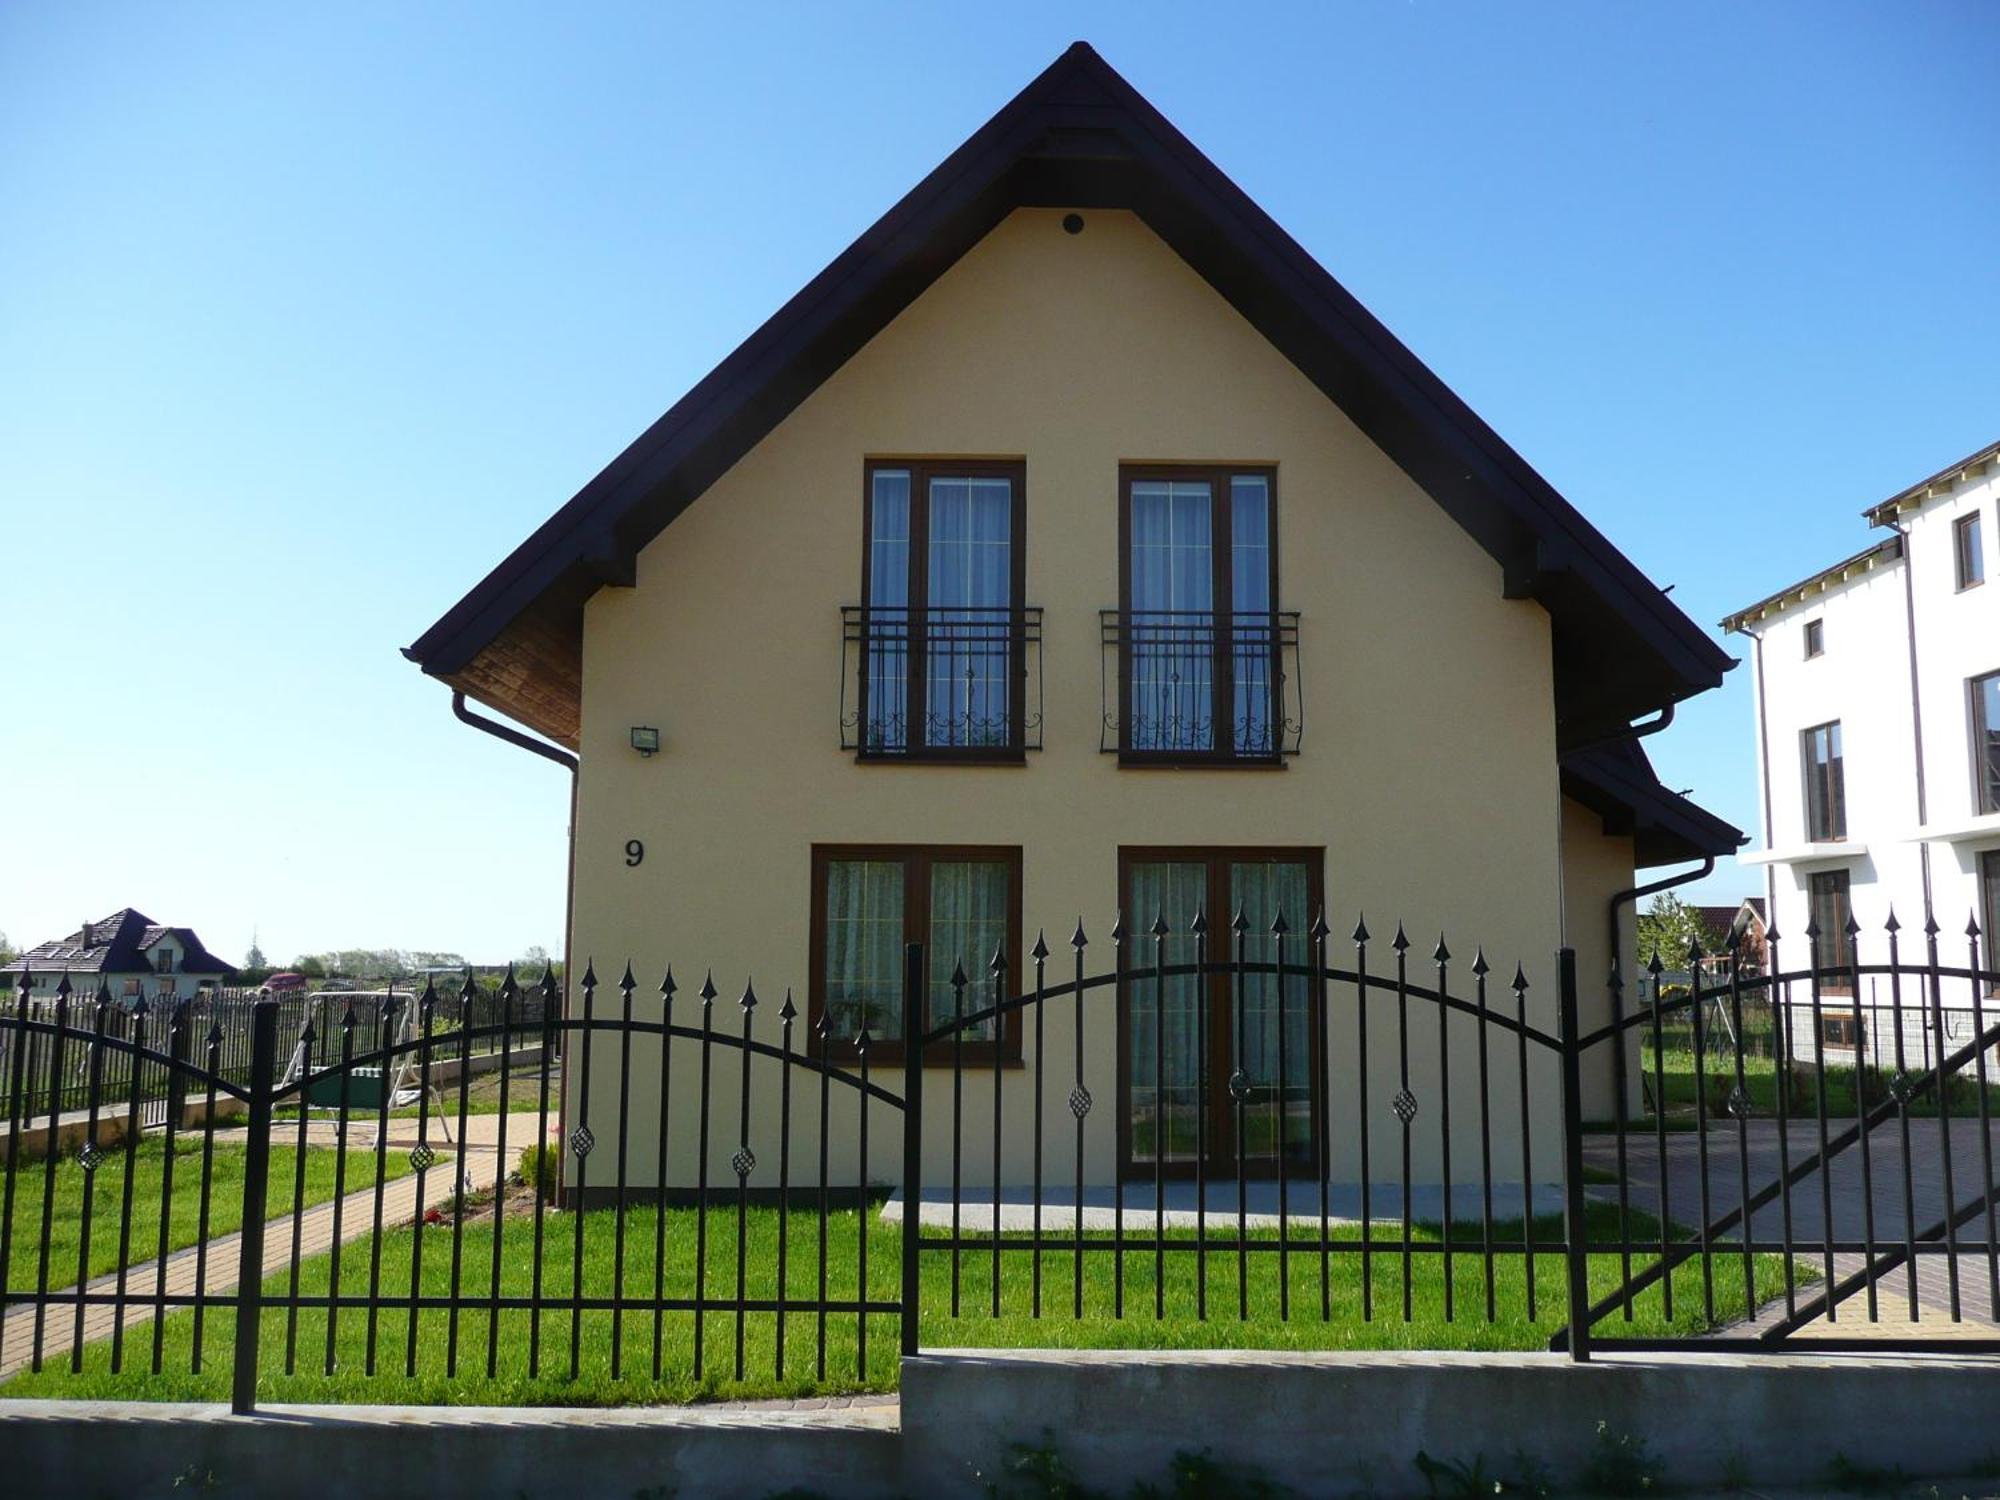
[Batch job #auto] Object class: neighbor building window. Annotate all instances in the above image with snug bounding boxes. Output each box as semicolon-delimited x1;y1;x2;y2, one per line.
1808;869;1855;992
1974;671;2000;816
1982;850;1999;991
1118;465;1281;760
1956;511;1986;591
858;460;1025;757
1801;721;1847;841
1803;618;1824;658
811;845;1021;1060
1819;1012;1862;1050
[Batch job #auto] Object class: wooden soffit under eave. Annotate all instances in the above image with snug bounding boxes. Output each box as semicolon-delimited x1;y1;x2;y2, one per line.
444;598;583;750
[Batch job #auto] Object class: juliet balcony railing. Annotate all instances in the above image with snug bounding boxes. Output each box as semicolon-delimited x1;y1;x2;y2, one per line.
840;604;1044;759
1100;608;1302;762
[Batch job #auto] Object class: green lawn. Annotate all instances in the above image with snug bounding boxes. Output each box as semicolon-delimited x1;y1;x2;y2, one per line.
2;1135;412;1296
0;1190;1796;1407
1645;1046;2000;1120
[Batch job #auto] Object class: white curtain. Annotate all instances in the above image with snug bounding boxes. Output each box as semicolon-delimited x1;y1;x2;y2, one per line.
865;471;912;750
823;860;904;1039
1129;481;1213;752
1231;859;1313;1160
926;477;1013;747
1127;861;1206;1163
925;860;1009;1037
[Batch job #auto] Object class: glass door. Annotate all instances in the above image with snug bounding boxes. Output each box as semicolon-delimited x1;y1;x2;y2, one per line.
1120;849;1320;1177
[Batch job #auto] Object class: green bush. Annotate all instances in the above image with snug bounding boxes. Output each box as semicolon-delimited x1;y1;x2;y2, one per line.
516;1142;559;1199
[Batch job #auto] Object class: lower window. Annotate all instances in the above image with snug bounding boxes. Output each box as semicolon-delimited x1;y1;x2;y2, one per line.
810;845;1022;1063
1807;869;1855;995
1118;847;1323;1178
1819;1012;1862;1050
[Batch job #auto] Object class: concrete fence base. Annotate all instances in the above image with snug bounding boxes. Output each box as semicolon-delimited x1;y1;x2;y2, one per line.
902;1348;2000;1496
6;1348;2000;1498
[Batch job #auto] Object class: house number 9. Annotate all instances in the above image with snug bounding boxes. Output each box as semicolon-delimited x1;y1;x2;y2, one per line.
625;840;645;867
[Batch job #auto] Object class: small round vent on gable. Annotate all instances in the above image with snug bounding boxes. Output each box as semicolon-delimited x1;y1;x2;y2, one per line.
1061;213;1085;235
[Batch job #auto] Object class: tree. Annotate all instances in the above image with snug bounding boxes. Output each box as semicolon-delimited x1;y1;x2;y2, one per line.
244;939;268;971
1636;892;1724;967
0;930;13;968
292;954;327;979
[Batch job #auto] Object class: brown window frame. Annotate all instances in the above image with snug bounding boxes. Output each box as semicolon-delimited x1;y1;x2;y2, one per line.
1803;618;1824;659
1801;720;1847;842
1115;844;1325;1180
1819;1011;1862;1050
857;459;1029;765
1956;511;1985;592
1116;464;1282;768
808;843;1023;1067
1973;670;2000;817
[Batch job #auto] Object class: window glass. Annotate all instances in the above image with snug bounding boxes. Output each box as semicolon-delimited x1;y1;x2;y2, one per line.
1802;721;1846;841
925;477;1013;748
1127;860;1207;1165
926;859;1009;1038
1982;851;1999;988
1808;870;1855;991
1230;859;1313;1159
817;847;1018;1054
1974;672;2000;816
863;471;912;751
1804;619;1823;658
1958;512;1985;590
1129;480;1216;752
822;859;904;1040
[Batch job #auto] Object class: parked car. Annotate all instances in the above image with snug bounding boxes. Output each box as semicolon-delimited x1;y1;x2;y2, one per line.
261;972;308;995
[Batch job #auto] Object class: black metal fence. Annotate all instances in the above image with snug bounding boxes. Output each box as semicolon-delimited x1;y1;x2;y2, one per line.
0;985;548;1122
1;910;1996;1413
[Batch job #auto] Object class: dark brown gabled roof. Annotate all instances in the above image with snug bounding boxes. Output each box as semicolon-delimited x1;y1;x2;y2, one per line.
0;909;235;979
405;41;1734;751
1560;740;1745;870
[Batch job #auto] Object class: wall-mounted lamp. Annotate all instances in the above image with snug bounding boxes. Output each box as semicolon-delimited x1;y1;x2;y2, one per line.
630;726;661;758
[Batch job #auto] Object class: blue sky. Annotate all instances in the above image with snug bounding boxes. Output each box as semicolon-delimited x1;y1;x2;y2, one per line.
2;3;1996;966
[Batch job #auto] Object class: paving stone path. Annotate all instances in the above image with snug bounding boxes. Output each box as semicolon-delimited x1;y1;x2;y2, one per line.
1583;1117;2000;1339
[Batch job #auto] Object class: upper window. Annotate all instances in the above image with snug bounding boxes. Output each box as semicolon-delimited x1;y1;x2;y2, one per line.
857;461;1026;759
810;844;1021;1063
1956;511;1986;591
1973;671;2000;816
1803;618;1824;658
155;949;174;973
1116;465;1283;762
1802;720;1847;842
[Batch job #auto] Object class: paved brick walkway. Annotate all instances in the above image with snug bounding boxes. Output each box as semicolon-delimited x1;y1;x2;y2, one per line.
0;1111;545;1379
1584;1117;2000;1339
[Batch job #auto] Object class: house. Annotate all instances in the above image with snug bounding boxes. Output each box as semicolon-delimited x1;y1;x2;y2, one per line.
1723;437;2000;1071
406;44;1741;1188
1693;898;1767;977
1;909;235;1005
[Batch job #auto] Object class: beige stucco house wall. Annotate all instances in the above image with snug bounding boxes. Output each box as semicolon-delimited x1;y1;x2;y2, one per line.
564;207;1583;1192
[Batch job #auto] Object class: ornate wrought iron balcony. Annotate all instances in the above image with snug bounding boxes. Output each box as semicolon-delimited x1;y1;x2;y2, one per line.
1099;609;1302;762
841;605;1044;759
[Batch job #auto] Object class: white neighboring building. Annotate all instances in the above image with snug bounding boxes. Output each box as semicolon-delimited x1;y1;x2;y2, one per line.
1723;438;2000;1074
